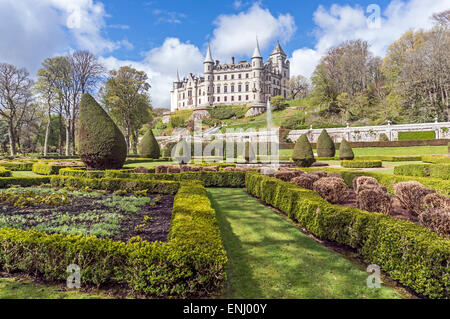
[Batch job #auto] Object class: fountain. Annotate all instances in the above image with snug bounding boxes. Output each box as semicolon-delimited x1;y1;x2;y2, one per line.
266;97;272;130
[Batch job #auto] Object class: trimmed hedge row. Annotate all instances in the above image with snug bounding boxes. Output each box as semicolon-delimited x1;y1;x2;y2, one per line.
316;155;422;162
0;182;227;297
422;156;450;164
0;167;11;177
32;163;85;175
0;162;34;171
398;131;435;141
245;172;450;299
394;163;450;180
341;160;382;168
58;169;246;188
301;167;450;195
50;176;180;194
124;158;170;165
0;177;50;188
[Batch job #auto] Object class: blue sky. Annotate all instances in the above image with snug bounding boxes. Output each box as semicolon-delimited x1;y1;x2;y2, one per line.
0;0;448;107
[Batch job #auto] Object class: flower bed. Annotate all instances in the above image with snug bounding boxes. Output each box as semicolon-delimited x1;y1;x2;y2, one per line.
0;181;227;297
245;172;450;299
0;167;11;177
341;160;382;168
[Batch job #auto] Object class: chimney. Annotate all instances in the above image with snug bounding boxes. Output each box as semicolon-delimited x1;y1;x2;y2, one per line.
232;57;235;64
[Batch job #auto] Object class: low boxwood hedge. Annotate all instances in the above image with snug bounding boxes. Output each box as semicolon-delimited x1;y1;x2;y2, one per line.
0;162;34;171
32;163;85;175
422;156;450;164
0;182;227;297
394;163;450;180
245;172;450;299
0;177;50;188
58;169;246;188
0;167;11;177
124;157;170;165
341;160;382;168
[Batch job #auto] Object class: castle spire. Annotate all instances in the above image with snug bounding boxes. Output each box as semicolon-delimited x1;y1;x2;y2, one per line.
204;44;213;63
252;37;262;59
176;69;180;82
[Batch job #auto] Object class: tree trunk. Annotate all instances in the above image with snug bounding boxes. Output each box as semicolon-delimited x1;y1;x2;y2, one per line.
65;120;71;156
44;109;51;156
8;123;16;156
58;109;63;156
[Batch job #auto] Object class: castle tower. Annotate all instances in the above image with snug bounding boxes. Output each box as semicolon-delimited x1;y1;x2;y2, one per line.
203;44;214;107
251;38;264;107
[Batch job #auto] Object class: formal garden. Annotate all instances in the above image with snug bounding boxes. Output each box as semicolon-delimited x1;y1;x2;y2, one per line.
0;93;448;299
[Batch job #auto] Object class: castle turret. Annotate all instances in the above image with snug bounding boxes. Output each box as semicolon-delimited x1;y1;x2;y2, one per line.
251;38;264;106
203;44;214;107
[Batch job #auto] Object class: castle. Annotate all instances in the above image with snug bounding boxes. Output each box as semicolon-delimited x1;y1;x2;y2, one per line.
170;40;290;112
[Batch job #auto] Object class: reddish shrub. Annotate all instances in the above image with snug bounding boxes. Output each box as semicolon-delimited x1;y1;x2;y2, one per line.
327;172;343;179
180;165;202;172
353;176;379;193
357;187;393;215
202;166;219;171
422;193;450;212
313;177;350;204
155;165;169;173
394;181;435;216
418;209;450;238
134;166;149;174
167;165;181;173
291;173;320;190
274;170;304;182
312;171;327;178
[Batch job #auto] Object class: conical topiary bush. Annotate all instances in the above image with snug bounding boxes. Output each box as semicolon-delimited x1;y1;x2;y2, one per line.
77;93;127;170
339;138;354;160
317;129;335;157
244;141;256;162
292;134;315;167
138;129;160;159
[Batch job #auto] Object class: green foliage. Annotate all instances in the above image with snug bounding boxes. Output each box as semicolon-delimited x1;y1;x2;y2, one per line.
0;177;50;189
0;162;34;171
207;105;249;120
138;129;160;159
0;167;11;177
422;156;450;164
32;163;84;175
162;142;177;157
341;160;382;168
77;93;127;170
245;172;450;299
379;133;389;142
398;131;435;141
244;142;255;162
292;134;315;167
339;139;354;160
317;129;335;157
280;114;306;129
0;189;71;208
394;163;450;180
169;115;186;128
270;96;288;111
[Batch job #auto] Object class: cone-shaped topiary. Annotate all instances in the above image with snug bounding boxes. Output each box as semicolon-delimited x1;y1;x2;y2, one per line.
244;142;256;162
292;134;315;167
77;93;127;170
138;129;160;159
317;129;335;157
339;138;354;160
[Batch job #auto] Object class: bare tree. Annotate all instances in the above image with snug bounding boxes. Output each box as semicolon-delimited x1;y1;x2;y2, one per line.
0;63;34;155
288;75;311;99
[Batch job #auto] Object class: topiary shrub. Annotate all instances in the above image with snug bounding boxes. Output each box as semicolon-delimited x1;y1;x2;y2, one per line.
77;93;127;170
313;177;350;204
353;176;380;193
357;187;393;215
134;166;149;174
291;173;320;190
172;140;190;164
394;181;436;216
317;129;335;157
312;171;327;178
418;209;450;238
180;165;202;172
163;142;177;158
339;139;354;160
138;129;160;159
274;170;303;182
292;134;315;167
422;193;450;212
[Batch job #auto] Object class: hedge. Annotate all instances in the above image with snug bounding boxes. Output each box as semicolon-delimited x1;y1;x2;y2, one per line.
301;167;450;195
50;176;180;194
394;163;450;180
0;162;34;171
245;172;450;298
0;167;11;177
341;160;382;168
58;168;137;179
124;158;170;165
0;182;227;297
317;155;422;162
0;177;50;188
398;131;435;141
32;163;85;175
422;156;450;164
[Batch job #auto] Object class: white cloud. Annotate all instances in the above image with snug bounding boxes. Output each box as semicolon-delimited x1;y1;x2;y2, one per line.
290;0;450;79
0;0;128;74
101;38;204;108
210;3;296;62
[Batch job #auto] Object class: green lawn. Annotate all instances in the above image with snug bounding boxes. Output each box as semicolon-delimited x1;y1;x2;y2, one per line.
0;276;110;299
11;171;40;177
207;188;401;299
124;161;174;169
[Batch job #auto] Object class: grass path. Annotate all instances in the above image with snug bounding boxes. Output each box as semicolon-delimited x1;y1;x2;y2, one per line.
207;188;401;299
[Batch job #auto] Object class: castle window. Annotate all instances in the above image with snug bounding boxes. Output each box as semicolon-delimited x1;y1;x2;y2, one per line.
231;96;234;101
218;97;220;102
183;93;185;99
231;75;234;80
217;75;220;81
245;85;249;92
224;86;228;93
246;95;249;101
238;85;242;92
224;96;227;102
246;73;249;78
224;75;227;80
231;85;234;93
238;96;241;101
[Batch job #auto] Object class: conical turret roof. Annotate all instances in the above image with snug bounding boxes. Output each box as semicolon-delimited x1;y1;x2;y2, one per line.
204;44;213;63
270;42;286;57
252;38;262;59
